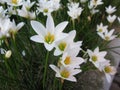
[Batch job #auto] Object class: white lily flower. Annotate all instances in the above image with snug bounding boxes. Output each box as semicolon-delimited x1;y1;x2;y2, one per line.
54;30;82;56
22;0;35;11
0;18;11;39
90;8;99;15
9;19;24;34
17;6;36;19
100;60;117;83
107;15;116;23
0;48;12;59
97;23;108;33
5;0;24;6
30;14;68;51
60;48;84;68
49;64;81;82
89;0;103;9
105;5;116;15
98;29;117;41
7;6;17;15
118;17;120;23
87;47;107;69
67;2;83;20
0;6;7;18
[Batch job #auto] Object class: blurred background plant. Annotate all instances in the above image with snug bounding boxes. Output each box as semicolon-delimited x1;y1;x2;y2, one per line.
0;0;120;90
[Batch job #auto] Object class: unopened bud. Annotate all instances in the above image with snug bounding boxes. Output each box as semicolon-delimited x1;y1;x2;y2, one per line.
5;50;12;59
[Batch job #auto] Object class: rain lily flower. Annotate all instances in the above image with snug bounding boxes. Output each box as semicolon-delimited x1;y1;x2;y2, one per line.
0;6;7;18
118;17;120;23
9;19;24;35
0;48;12;59
5;0;24;6
0;18;11;39
89;0;103;9
54;30;82;56
97;23;108;33
105;5;116;15
49;64;81;82
30;14;68;51
67;2;83;20
98;29;117;41
17;6;36;19
87;47;107;69
60;47;84;68
90;8;99;15
107;15;117;23
100;60;117;83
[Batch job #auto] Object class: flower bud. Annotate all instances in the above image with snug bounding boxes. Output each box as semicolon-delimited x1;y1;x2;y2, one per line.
5;50;12;59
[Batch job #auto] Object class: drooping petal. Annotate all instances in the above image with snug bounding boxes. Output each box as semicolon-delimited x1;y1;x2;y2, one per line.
16;22;25;31
49;64;60;74
44;43;54;51
70;69;82;76
66;76;77;82
31;21;46;35
54;49;62;56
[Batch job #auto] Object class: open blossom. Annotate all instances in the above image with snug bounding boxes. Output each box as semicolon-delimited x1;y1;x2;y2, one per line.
30;14;68;51
98;29;117;41
49;64;81;82
17;6;36;19
87;47;107;69
0;6;7;18
100;60;117;82
96;23;108;33
9;19;24;35
60;47;84;68
5;0;24;6
105;5;116;15
54;30;82;56
37;0;60;16
89;0;103;9
107;15;116;23
67;2;83;20
0;18;11;39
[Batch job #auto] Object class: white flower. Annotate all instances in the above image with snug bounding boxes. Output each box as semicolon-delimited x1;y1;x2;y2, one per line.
17;6;36;19
89;0;103;9
9;19;24;34
87;47;107;69
22;0;35;11
54;30;82;56
30;14;68;51
118;17;120;23
67;2;83;20
60;48;84;68
49;64;81;82
7;6;17;15
5;50;12;59
98;29;117;41
80;0;87;3
0;6;7;18
37;0;54;16
5;0;24;6
100;60;117;83
90;8;99;15
97;23;108;33
105;5;116;15
0;18;11;39
107;15;116;23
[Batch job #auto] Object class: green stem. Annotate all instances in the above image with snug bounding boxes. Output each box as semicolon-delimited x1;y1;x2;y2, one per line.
72;19;75;30
43;51;49;89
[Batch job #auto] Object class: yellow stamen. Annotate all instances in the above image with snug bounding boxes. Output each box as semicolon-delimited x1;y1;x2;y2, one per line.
61;70;70;78
98;29;103;32
12;0;18;4
92;55;98;62
44;32;55;44
44;9;48;13
105;36;110;41
58;42;67;51
104;66;112;73
64;56;71;65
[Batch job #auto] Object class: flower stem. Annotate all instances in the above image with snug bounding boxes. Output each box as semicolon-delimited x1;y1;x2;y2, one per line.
72;19;75;30
43;51;49;89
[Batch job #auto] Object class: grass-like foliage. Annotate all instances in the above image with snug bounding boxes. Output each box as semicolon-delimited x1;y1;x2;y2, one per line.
0;0;120;90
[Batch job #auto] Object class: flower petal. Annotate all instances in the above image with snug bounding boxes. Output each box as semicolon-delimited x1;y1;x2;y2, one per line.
44;43;54;51
30;35;44;43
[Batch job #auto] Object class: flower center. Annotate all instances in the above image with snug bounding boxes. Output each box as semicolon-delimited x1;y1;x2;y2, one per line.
44;9;48;13
104;66;112;73
12;0;18;4
64;56;71;65
61;70;70;78
44;32;55;44
98;29;103;32
92;55;98;62
58;42;67;51
105;36;110;41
